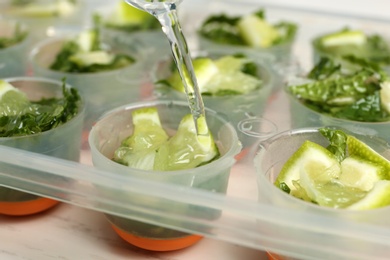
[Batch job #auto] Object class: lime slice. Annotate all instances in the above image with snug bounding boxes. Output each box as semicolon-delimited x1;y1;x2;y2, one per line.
214;55;247;72
70;51;115;67
320;30;366;48
165;55;260;95
298;159;369;208
380;81;390;114
277;131;390;209
204;71;261;95
11;0;75;18
339;156;385;191
118;1;150;24
299;161;340;202
113;107;169;170
297;160;367;207
347;135;390;175
347;180;390;210
192;58;219;89
56;0;76;17
74;29;99;52
275;140;340;192
0;80;30;116
153;114;219;171
106;1;151;26
237;14;280;48
167;57;219;93
206;55;261;94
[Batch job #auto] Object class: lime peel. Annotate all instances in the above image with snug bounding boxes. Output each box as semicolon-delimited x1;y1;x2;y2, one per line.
167;58;219;93
154;113;219;171
299;161;341;204
276;129;390;210
114;107;219;172
116;1;150;24
0;80;19;97
11;0;76;18
275;140;339;192
237;14;280;48
196;115;212;150
380;81;390;114
339;156;385;191
166;55;261;95
347;180;390;210
70;51;115;67
347;135;390;175
74;30;99;52
113;107;169;169
321;30;367;47
0;80;30;116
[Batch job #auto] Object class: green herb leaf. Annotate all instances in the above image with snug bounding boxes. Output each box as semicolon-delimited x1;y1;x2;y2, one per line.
314;28;390;66
50;27;135;73
0;79;81;137
0;23;28;49
198;9;297;47
289;56;390;122
319;127;347;162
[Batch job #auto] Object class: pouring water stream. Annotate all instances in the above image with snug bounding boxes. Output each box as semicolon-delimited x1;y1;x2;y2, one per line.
124;0;208;137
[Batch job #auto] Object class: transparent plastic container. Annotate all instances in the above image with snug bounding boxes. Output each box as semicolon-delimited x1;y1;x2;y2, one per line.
198;36;295;64
29;34;149;131
0;18;30;78
287;90;390;143
195;4;297;64
255;127;390;220
0;0;86;44
88;100;242;251
93;3;172;67
151;49;278;151
100;29;171;67
1;1;390;259
311;28;390;74
254;127;390;258
0;77;85;216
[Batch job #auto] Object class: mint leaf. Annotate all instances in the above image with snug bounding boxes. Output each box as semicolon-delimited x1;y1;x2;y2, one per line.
198;9;297;47
0;79;81;137
319;127;347;162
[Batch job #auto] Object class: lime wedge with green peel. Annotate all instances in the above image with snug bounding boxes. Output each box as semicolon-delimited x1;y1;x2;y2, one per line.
237;14;280;48
154;114;219;171
347;135;390;175
275;140;340;193
0;80;30;116
113;107;169;170
298;161;367;207
299;161;340;203
164;55;261;95
70;51;115;67
339;156;386;191
11;0;76;18
276;129;390;209
117;1;151;24
166;58;219;93
205;71;261;95
55;0;76;17
320;30;367;47
191;58;219;89
74;29;100;52
214;56;248;72
296;156;369;208
347;180;390;210
380;81;390;114
208;55;262;94
122;107;169;150
104;1;160;30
